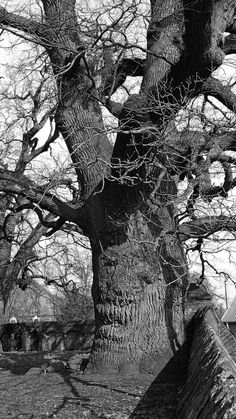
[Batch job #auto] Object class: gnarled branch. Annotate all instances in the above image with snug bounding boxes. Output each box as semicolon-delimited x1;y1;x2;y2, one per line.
179;215;236;241
0;169;85;227
222;34;236;55
202;77;236;113
102;57;145;96
0;6;46;44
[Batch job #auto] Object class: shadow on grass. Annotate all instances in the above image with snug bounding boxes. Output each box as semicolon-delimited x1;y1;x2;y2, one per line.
47;373;101;419
47;394;93;419
47;340;191;419
0;342;190;419
67;374;140;397
46;370;146;418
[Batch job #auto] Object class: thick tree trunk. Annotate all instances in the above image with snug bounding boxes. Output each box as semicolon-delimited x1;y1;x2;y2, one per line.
86;183;188;375
40;0;214;376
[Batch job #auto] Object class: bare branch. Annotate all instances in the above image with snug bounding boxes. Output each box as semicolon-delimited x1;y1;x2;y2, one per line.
103;57;145;96
0;169;82;223
4;202;64;234
105;99;123;118
226;16;236;34
0;6;46;43
222;34;236;55
16;113;58;173
179;215;236;241
206;131;236;155
24;121;59;164
202;77;236;113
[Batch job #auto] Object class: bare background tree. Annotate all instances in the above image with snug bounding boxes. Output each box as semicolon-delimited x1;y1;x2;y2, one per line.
0;43;92;318
54;252;94;322
1;0;236;375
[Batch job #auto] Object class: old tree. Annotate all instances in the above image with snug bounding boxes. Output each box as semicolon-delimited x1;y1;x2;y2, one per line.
1;0;236;374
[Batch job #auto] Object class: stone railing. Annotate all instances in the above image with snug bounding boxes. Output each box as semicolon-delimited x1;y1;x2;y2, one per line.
0;320;95;352
176;308;236;418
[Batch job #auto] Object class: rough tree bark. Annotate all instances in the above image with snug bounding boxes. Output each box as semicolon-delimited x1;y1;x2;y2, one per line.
0;0;236;374
87;183;187;374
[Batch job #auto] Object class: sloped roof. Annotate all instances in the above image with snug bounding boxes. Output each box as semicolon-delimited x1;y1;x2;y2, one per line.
221;296;236;323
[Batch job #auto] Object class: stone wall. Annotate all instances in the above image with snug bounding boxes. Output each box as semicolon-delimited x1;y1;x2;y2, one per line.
0;320;95;352
176;308;236;418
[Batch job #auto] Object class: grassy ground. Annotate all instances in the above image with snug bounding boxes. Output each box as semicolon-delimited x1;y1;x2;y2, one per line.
0;350;186;418
0;352;152;418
